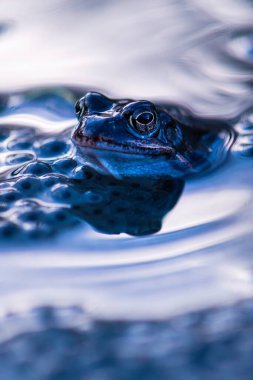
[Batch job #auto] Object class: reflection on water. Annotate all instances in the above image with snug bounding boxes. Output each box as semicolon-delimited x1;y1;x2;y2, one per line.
0;0;253;116
228;32;253;64
0;1;253;374
71;175;184;236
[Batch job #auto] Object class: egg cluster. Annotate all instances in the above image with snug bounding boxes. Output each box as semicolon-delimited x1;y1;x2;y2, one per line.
0;127;84;239
1;300;253;380
0;125;183;240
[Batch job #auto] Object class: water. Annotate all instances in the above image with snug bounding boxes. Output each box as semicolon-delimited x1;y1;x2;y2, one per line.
1;302;253;380
0;0;253;378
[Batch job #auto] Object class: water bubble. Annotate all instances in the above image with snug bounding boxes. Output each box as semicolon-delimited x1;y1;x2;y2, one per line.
131;190;151;202
5;153;34;165
25;225;56;240
71;166;97;181
8;139;33;151
111;200;129;214
15;176;42;196
82;190;104;204
0;188;21;203
53;158;77;174
22;161;52;176
0;220;19;239
45;208;79;228
51;184;80;204
35;138;70;158
17;209;45;224
41;174;65;188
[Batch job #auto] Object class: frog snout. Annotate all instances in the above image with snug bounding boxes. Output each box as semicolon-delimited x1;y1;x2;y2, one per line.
72;117;108;146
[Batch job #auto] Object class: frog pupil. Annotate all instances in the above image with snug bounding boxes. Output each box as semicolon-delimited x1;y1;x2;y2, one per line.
136;112;154;125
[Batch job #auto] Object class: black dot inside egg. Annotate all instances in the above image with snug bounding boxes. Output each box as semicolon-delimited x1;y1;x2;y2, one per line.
93;208;102;215
83;168;94;179
116;206;128;213
130;182;141;189
21;181;31;190
25;162;52;176
5;192;19;202
1;224;18;238
36;140;69;158
55;211;67;221
112;190;120;197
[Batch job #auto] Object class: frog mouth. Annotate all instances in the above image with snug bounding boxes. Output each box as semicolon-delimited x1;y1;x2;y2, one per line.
73;135;176;157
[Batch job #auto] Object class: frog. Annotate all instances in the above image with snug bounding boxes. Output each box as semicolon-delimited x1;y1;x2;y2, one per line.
0;90;245;240
72;92;235;179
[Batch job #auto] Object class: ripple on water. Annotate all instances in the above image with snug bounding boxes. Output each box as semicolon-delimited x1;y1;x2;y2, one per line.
228;33;253;64
233;109;253;156
5;152;35;165
0;87;251;322
0;21;12;36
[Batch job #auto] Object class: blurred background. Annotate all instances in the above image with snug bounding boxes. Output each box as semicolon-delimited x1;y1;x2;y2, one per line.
1;0;253;116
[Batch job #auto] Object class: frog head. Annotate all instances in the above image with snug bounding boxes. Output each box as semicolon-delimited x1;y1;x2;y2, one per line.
72;92;230;178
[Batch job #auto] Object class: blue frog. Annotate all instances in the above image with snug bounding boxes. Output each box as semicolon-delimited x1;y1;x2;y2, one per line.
0;91;237;239
72;92;234;179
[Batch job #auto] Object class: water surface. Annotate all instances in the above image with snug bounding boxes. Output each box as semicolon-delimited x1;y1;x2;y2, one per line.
0;0;253;329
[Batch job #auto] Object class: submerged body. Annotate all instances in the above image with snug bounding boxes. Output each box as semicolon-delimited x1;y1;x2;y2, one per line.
0;91;241;238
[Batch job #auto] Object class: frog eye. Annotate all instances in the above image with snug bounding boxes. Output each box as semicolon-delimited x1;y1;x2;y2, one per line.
130;110;158;138
122;101;160;138
75;98;87;119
